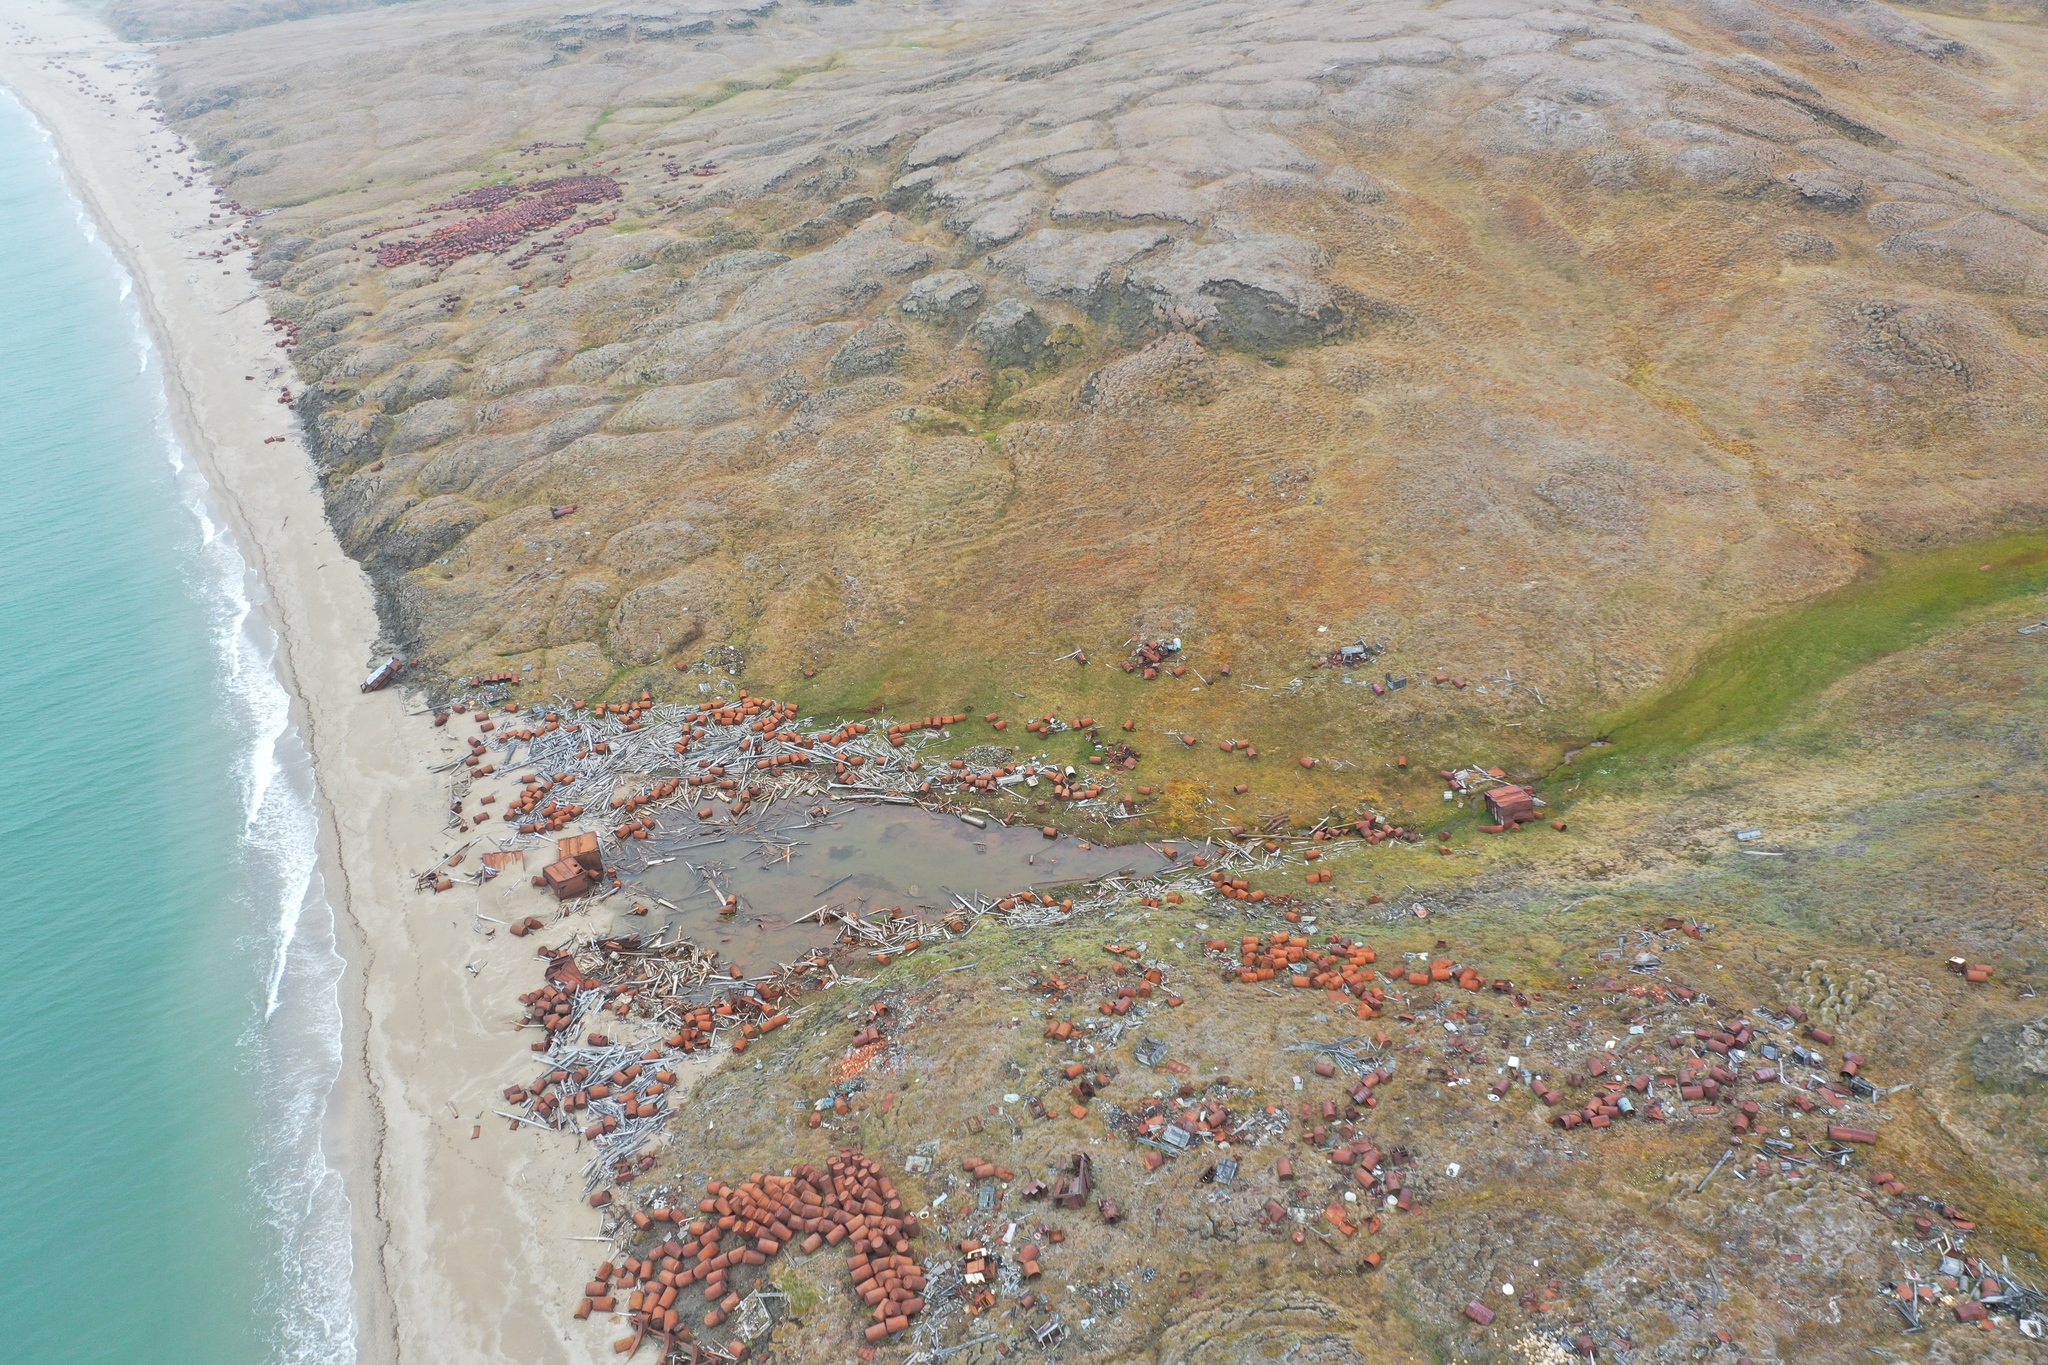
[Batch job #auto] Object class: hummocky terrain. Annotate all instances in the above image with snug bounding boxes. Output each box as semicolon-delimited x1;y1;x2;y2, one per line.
106;0;2048;1358
142;0;2048;714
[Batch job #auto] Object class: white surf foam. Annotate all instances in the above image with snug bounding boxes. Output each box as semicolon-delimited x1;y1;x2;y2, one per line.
148;271;360;1365
9;84;361;1365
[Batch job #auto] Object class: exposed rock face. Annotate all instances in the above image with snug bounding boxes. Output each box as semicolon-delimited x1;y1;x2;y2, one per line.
603;517;720;579
309;406;392;471
1776;227;1840;262
1153;1290;1364;1365
825;321;908;381
1052;166;1206;225
1879;213;2048;295
605;378;751;434
378;495;484;571
1124;232;1344;349
2012;301;2048;338
899;271;984;322
384;398;470;455
149;0;2048;693
361;359;463;414
1077;333;1219;411
1784;169;1866;211
989;228;1170;308
545;574;619;646
966;298;1051;369
904;117;1012;170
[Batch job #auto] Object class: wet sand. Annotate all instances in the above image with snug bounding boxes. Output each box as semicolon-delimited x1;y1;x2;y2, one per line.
0;12;1202;1361
0;6;609;1362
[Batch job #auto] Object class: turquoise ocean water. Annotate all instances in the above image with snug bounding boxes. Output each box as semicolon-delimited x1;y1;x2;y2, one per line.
0;93;352;1362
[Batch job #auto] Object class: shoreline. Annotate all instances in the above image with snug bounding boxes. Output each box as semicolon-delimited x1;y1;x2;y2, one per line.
0;11;1371;1360
0;7;606;1363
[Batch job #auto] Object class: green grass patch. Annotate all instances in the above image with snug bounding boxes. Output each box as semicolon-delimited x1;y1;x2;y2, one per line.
1574;532;2048;766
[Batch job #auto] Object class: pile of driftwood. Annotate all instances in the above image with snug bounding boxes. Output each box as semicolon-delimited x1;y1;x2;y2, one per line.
441;688;1437;919
501;929;824;1190
439;688;1165;880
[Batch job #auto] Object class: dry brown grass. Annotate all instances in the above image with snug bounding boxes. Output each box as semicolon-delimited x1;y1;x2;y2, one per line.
128;0;2048;1353
551;591;2048;1361
144;0;2048;765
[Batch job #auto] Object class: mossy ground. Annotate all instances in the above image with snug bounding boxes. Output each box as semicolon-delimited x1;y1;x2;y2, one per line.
1572;533;2048;765
591;537;2048;877
577;542;2048;1362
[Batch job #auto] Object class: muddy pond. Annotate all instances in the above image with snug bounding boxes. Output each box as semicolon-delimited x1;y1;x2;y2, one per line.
617;800;1184;977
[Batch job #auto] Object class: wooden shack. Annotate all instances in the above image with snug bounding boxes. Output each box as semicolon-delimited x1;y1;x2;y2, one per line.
1483;784;1538;826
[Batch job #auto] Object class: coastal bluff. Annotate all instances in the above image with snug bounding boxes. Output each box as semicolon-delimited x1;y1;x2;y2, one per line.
130;0;2048;714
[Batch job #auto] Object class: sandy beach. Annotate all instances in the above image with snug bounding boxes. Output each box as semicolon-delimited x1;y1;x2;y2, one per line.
5;1;2044;1361
0;6;611;1362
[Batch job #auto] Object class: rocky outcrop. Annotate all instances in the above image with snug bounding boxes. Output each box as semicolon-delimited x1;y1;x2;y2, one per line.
900;271;983;322
1880;212;2048;294
603;517;721;579
164;0;2048;688
966;299;1050;369
606;378;751;433
1972;1016;2048;1090
1052;166;1205;225
1152;1291;1362;1365
1124;232;1344;349
384;398;471;455
545;574;619;646
377;495;485;571
1076;333;1218;412
825;322;908;381
988;228;1171;308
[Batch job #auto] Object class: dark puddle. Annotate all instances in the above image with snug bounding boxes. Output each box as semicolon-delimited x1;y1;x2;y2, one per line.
615;802;1182;976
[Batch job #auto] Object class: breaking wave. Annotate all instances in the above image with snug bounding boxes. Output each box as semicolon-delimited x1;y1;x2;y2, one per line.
48;92;360;1365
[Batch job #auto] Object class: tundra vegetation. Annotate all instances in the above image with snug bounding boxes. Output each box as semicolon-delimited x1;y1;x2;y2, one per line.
128;0;2048;1356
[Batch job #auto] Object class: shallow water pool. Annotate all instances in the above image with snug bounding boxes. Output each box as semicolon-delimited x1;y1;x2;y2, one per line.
621;801;1183;976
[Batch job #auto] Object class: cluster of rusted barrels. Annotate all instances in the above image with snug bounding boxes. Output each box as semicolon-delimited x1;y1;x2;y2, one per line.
1030;763;1104;802
516;984;743;1054
575;1149;924;1355
512;772;584;833
611;779;681;838
518;982;582;1040
377;173;621;267
1233;935;1501;1004
1330;815;1423;846
662;1004;729;1053
1406;958;1490;991
505;1054;682;1128
725;1011;788;1053
1132;1092;1236;1152
1122;639;1179;678
1207;869;1277;903
1225;931;1368;982
885;713;967;744
689;694;802;741
667;694;879;786
458;726;498;777
610;780;677;813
